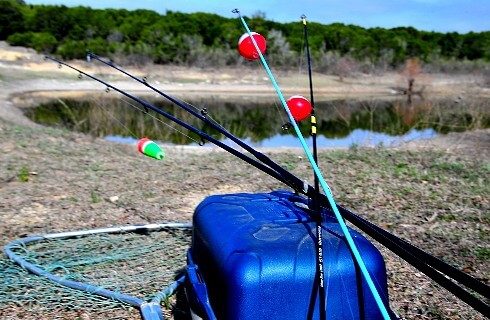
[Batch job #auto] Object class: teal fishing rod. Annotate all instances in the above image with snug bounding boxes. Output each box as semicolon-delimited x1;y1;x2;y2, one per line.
234;10;392;320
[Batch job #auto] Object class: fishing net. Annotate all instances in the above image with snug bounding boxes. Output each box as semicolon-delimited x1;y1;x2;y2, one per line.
0;225;192;320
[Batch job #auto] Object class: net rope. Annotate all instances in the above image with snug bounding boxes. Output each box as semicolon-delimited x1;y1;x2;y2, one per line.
1;226;191;319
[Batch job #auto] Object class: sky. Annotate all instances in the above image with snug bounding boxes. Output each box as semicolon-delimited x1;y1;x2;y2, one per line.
26;0;490;33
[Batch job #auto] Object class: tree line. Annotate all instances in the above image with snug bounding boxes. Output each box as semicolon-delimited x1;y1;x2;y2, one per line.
1;0;489;71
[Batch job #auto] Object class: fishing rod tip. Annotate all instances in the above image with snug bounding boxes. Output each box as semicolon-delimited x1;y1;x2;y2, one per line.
232;8;240;14
85;50;95;63
301;14;307;20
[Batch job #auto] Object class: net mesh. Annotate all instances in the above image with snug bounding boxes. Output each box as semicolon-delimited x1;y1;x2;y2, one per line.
0;227;191;319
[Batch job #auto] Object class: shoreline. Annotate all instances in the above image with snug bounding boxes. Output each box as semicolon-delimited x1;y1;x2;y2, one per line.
1;41;489;127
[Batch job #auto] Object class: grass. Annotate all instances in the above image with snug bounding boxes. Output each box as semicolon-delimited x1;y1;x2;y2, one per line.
439;213;457;222
280;158;299;171
431;161;465;172
475;247;490;260
0;116;488;320
90;190;101;203
17;166;29;182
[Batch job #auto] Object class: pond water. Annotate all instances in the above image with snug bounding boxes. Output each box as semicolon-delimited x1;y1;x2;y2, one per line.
26;96;488;148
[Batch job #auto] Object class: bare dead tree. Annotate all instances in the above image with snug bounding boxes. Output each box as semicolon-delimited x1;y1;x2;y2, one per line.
402;58;422;105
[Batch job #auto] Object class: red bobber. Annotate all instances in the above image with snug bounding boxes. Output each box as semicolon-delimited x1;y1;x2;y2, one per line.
238;32;266;60
286;95;312;122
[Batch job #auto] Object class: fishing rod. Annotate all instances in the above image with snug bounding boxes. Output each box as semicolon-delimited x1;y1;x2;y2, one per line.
292;14;489;312
236;10;490;318
88;52;329;319
301;15;326;320
85;52;324;211
84;54;490;312
339;206;490;316
83;54;485;295
44;56;298;193
234;10;391;320
301;14;320;202
45;57;489;316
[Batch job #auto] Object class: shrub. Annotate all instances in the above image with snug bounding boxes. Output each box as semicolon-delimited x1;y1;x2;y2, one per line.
7;32;57;53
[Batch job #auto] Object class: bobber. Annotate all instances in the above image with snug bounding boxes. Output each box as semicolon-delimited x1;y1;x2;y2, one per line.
238;32;266;60
286;95;312;122
137;138;165;160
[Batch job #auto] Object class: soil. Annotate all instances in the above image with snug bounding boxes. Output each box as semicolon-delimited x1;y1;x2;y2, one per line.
0;42;488;319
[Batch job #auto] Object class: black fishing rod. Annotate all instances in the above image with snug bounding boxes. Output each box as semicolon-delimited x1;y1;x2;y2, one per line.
301;15;320;202
300;15;326;320
46;56;489;316
339;207;490;314
86;52;324;210
84;54;490;309
44;56;297;192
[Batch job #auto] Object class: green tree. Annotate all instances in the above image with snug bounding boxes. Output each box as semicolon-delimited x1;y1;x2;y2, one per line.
56;40;87;59
1;2;489;68
0;0;25;39
7;31;57;52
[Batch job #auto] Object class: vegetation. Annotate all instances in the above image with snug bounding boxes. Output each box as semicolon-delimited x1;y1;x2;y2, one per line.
1;114;488;319
26;97;490;144
17;166;29;182
1;0;489;71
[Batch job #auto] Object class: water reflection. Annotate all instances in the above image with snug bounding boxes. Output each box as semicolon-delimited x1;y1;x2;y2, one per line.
244;128;437;148
26;96;488;148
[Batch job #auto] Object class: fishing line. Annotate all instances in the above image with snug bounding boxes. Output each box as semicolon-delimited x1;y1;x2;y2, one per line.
248;42;289;131
45;55;301;192
84;66;202;146
173;98;225;144
86;53;301;175
298;31;306;77
235;10;392;320
88;52;222;131
87;52;222;146
274;94;290;131
264;78;289;131
89;95;139;139
118;98;202;145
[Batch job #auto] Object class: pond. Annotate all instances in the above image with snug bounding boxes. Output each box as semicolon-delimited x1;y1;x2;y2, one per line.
25;95;489;148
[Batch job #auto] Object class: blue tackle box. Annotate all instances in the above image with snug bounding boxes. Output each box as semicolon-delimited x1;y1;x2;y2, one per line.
185;191;390;319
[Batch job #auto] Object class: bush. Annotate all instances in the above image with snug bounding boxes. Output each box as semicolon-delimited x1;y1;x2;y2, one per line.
0;0;24;39
55;40;87;59
7;32;57;52
6;32;32;47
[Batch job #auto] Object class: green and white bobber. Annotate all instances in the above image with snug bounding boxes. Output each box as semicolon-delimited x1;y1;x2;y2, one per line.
137;137;165;160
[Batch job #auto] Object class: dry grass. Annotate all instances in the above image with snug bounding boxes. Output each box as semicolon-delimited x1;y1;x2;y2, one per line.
0;118;488;319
